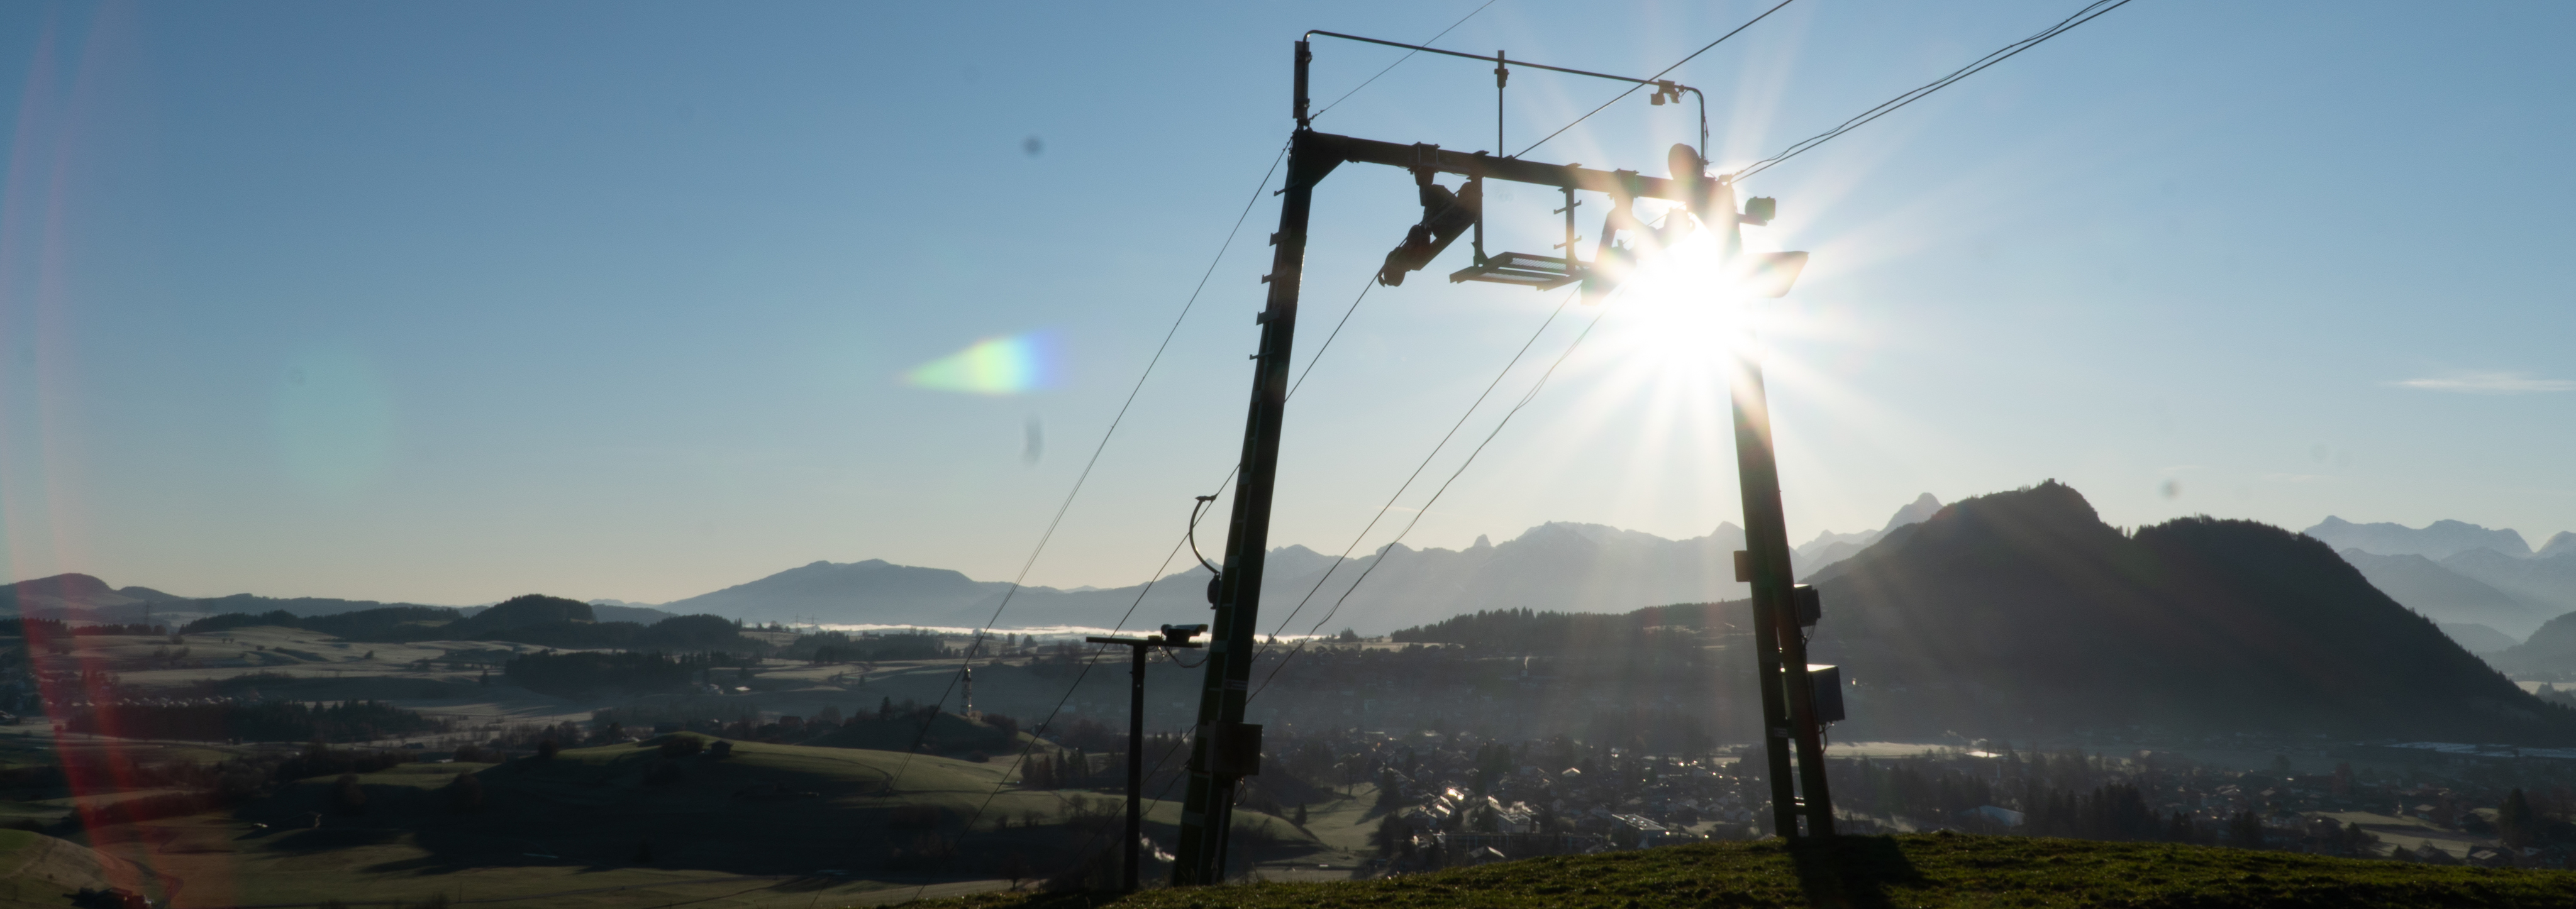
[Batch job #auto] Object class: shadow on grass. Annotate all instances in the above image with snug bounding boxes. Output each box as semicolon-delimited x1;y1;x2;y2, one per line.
948;892;1131;908
267;827;404;851
1787;835;1925;909
767;875;861;893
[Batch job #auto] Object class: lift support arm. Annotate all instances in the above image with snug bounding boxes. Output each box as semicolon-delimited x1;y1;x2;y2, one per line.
1305;131;1696;202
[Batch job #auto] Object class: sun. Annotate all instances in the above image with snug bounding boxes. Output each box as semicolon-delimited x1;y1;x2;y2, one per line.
1595;214;1751;384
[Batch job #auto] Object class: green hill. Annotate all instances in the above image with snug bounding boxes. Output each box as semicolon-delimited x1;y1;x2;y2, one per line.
926;834;2576;908
0;828;152;905
242;735;1038;875
236;734;1312;882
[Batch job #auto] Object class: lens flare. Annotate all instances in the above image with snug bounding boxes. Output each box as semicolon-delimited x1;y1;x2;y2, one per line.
902;333;1060;395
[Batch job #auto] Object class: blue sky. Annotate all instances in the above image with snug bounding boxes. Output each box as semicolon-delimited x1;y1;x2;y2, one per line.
1;1;2569;605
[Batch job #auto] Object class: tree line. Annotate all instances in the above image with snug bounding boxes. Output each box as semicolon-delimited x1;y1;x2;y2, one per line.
59;699;449;744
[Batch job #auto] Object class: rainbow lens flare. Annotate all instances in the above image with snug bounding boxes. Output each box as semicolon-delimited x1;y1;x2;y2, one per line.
902;333;1060;395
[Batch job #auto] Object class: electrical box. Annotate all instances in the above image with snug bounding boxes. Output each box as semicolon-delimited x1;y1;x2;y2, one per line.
1806;664;1846;724
1791;584;1822;627
1204;722;1263;777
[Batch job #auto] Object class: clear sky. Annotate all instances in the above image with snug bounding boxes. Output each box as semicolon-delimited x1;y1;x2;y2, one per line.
1;1;2569;605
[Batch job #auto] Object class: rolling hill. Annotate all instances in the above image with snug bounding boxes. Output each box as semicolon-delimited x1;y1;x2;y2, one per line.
0;573;194;624
238;735;1309;884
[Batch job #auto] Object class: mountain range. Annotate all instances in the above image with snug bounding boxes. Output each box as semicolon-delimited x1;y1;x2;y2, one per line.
0;497;1945;639
650;495;1945;635
2306;517;2576;651
15;491;2572;670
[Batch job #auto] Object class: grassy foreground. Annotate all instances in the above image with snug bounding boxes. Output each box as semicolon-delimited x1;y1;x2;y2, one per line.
922;833;2576;908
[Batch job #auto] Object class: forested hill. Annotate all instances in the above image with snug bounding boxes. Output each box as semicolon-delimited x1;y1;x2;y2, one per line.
1804;482;2570;742
183;593;765;652
1390;482;2575;743
1391;603;1743;653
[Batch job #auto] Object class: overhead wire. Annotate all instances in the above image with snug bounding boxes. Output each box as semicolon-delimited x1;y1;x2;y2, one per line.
909;265;1397;895
1731;0;2139;181
879;139;1290;795
905;246;1418;896
1254;280;1623;702
1248;0;2148;688
1514;0;1799;158
911;528;1191;900
1310;0;1504;122
1036;727;1201;885
902;2;1517;880
1255;285;1580;650
933;0;2150;872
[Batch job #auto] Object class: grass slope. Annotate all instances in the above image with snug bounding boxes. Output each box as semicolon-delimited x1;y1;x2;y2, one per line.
927;834;2576;908
0;733;1318;907
238;734;1309;888
243;734;1041;874
0;829;144;906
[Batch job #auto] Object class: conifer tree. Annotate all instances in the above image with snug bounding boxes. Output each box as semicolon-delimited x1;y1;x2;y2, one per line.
2225;811;2264;849
2498;788;2536;849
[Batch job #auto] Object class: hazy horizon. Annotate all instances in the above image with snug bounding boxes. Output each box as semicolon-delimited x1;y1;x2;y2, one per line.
4;1;2570;607
12;490;2563;613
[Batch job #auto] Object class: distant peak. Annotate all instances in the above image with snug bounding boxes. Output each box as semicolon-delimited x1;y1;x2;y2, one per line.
2302;515;2531;558
1881;493;1944;534
1519;522;1673;546
1933;482;2102;532
1472;534;1492;550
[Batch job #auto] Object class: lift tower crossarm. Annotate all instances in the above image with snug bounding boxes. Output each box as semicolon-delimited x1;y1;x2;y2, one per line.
1306;131;1696;201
